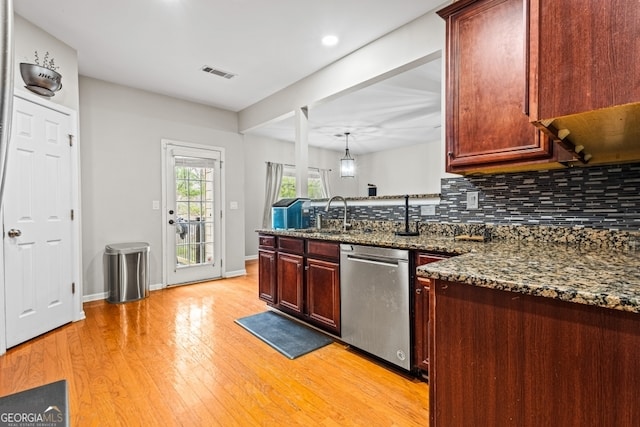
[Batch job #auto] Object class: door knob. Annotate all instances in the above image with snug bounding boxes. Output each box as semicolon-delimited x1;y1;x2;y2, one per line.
168;220;175;225
7;229;21;238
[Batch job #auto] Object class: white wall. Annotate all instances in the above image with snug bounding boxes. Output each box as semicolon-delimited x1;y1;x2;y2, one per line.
358;141;442;196
14;15;79;111
79;76;245;298
243;134;359;257
243;134;442;259
243;135;293;253
17;5;451;298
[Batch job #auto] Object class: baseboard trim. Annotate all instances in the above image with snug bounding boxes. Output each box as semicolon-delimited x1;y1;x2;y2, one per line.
225;269;247;278
83;283;164;303
83;292;108;303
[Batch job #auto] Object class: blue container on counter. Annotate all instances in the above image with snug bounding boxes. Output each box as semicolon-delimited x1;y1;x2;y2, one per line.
272;198;310;229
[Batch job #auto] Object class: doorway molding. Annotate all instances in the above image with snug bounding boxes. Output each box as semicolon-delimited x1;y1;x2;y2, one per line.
0;89;83;355
161;139;226;287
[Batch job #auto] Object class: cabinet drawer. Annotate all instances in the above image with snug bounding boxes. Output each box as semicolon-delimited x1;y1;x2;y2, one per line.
416;253;449;266
258;234;276;248
306;240;339;260
278;236;304;254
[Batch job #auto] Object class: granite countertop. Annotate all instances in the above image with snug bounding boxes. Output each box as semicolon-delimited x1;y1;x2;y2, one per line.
257;228;640;314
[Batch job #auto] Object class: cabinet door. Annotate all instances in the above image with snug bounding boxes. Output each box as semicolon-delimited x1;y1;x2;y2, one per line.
258;250;277;304
277;252;304;315
415;277;431;372
530;0;640;121
439;0;552;172
414;253;449;374
306;258;340;335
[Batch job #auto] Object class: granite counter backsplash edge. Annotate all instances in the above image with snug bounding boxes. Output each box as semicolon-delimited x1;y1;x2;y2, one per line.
320;220;640;250
422;266;640;314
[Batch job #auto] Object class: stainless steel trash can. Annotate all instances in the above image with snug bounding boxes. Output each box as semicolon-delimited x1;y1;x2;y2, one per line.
105;242;150;303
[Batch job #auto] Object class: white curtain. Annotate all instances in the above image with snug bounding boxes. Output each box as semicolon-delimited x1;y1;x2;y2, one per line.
262;162;283;228
319;168;331;198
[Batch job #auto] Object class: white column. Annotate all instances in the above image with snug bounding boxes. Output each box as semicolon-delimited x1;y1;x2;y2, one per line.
294;107;309;197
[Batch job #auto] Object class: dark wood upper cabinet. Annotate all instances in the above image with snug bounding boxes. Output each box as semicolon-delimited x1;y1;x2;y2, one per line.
439;0;640;172
438;0;553;173
528;0;640;164
528;0;640;121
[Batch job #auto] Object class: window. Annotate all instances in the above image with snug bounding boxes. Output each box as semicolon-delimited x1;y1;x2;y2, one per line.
278;165;327;199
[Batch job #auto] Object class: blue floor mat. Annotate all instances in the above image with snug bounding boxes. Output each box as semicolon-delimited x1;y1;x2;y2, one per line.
235;311;333;359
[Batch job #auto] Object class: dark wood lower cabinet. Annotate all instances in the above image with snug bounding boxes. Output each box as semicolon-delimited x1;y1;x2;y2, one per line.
414;277;431;374
257;249;276;304
276;252;304;315
414;253;449;377
258;234;341;336
430;280;640;427
258;234;277;304
306;257;340;334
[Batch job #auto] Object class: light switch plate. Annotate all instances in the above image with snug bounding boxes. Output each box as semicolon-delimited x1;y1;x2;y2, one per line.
229;201;239;210
466;191;479;210
152;200;160;210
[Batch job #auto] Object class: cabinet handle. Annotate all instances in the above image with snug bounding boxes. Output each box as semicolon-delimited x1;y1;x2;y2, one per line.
448;151;454;158
416;288;422;294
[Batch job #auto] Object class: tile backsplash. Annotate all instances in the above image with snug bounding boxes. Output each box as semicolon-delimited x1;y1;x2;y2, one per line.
437;163;640;230
320;162;640;232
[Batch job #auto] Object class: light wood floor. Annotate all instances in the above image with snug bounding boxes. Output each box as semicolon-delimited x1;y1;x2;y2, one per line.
0;261;428;426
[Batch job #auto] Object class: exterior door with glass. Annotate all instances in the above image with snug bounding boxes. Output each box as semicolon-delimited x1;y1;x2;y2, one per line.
164;143;222;285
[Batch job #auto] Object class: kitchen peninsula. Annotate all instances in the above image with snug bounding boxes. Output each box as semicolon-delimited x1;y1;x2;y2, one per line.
257;223;640;426
419;240;640;426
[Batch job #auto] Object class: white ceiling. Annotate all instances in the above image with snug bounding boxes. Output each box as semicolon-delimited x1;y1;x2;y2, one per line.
14;0;444;153
250;58;442;154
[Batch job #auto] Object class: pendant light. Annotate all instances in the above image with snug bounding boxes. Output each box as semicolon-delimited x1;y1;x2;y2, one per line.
340;132;355;178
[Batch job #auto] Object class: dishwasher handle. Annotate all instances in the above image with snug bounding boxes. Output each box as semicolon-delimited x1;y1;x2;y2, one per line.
345;253;406;267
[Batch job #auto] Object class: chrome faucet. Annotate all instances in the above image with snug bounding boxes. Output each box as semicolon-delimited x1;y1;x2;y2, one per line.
324;195;350;232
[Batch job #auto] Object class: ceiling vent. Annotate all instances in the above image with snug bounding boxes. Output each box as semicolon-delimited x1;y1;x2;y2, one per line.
201;65;236;80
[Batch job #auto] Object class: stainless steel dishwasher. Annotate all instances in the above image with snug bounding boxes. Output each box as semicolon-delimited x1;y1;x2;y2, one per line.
340;244;410;370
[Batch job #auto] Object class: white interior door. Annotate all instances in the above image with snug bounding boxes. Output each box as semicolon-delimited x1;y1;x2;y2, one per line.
4;96;74;348
164;144;222;285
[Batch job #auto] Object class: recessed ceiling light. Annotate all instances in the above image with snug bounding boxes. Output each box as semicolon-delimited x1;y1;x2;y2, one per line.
322;35;339;47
